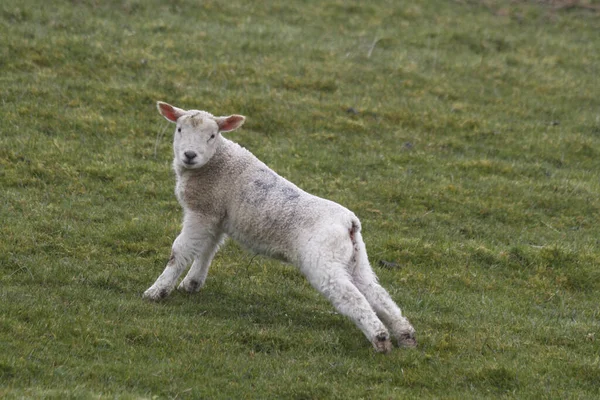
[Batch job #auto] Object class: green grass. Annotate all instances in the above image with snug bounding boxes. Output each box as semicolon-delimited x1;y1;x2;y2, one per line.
1;0;600;398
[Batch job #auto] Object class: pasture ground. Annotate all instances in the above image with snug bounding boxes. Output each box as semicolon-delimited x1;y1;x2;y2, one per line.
1;0;599;398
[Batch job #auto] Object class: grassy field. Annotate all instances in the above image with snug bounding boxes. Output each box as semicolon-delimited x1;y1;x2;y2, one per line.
1;0;599;398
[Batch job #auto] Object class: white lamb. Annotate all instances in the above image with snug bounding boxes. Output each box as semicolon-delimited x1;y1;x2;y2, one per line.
143;101;417;352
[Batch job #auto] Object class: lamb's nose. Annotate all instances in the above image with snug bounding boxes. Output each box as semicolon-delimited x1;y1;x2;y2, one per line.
184;151;197;160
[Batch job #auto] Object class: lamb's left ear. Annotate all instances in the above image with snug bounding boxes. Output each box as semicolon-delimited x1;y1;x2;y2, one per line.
215;115;245;133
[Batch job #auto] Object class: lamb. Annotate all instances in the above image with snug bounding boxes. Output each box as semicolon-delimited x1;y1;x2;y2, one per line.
143;101;417;352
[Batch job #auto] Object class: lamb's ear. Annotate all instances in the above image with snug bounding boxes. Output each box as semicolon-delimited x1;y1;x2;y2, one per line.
215;115;245;133
157;101;186;123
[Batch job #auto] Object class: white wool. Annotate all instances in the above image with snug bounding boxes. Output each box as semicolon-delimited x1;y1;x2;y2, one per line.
143;102;416;352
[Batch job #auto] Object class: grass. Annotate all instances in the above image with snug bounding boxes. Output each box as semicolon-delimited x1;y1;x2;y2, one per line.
1;0;599;398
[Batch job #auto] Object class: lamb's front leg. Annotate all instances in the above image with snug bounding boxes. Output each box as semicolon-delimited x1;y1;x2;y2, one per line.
143;231;195;300
178;233;224;293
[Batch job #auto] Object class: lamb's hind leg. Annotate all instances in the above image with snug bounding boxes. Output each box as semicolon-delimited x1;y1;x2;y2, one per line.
351;231;417;348
301;259;392;353
178;232;224;293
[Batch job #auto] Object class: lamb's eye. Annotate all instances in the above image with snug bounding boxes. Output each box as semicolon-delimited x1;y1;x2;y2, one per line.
210;134;215;139
177;127;182;133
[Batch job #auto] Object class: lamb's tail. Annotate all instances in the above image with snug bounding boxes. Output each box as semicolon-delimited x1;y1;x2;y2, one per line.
348;218;365;272
349;219;359;245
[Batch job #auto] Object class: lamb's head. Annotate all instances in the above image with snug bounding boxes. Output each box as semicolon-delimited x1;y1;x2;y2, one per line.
157;101;245;169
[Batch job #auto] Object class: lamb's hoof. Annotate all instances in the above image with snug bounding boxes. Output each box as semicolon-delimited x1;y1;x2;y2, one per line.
178;279;202;293
143;286;170;301
373;332;393;354
397;332;417;348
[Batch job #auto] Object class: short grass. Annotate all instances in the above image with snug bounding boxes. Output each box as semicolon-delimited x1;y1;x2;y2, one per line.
1;0;600;398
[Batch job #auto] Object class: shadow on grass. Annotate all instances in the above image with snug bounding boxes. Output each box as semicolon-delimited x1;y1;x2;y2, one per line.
152;274;371;354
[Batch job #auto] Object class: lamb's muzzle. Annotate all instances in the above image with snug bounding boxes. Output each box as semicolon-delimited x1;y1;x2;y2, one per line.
143;101;416;352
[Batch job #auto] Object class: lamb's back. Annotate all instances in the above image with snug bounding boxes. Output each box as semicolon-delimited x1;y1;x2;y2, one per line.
219;140;355;260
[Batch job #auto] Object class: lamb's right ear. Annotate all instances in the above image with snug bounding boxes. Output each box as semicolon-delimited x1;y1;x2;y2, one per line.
215;115;246;133
157;101;186;123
